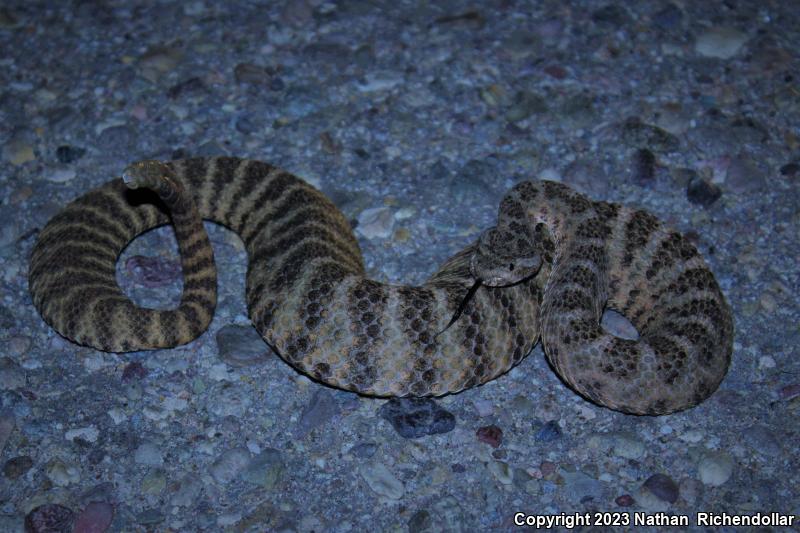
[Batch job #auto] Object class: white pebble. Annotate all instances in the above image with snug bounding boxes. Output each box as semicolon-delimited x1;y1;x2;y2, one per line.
46;168;76;183
107;408;127;424
208;363;233;381
65;425;99;443
697;450;734;486
357;207;395;239
472;399;494;417
695;27;748;59
679;429;704;443
758;355;776;369
488;460;514;485
612;432;646;460
360;461;404;500
46;458;80;486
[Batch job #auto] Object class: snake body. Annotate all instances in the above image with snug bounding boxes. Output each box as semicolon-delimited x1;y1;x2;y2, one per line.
28;157;733;414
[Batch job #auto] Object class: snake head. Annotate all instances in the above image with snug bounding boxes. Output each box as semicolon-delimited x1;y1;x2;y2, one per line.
122;160;174;190
470;226;541;287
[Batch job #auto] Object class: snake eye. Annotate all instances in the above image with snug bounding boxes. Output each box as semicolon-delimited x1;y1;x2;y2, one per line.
508;263;514;271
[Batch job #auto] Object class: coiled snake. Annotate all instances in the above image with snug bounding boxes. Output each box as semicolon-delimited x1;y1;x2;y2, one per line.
28;157;733;414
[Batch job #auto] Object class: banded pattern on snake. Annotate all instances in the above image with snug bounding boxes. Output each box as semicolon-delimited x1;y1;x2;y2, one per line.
28;157;733;414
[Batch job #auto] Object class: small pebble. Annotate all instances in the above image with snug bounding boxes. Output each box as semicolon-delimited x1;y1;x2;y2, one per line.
778;383;800;401
137;45;183;82
631;148;656;184
633;483;669;512
725;156;765;193
46;168;76;183
393;227;410;243
3;138;35;165
294;389;340;439
360;462;404;500
378;398;455;439
472;398;494;417
125;255;181;288
170;473;203;507
0;411;16;452
55;145;86;164
216;325;271;367
65;426;99;443
46;458;80;486
779;162;799;176
0;211;22;248
679;478;702;505
480;83;508;107
95;124;134;155
25;504;75;533
742;424;782;457
476;425;503;448
0;7;21;29
136;508;165;525
210;447;251;484
166;77;205;99
205;380;252;417
281;0;313;26
562;159;608;197
0;357;26;390
534;420;561;442
591;4;630;26
652;3;683;30
3;455;33;478
488;460;513;485
356;207;394;239
615;494;635;507
524;478;542;496
7;335;32;356
349;442;378;459
234;63;270;85
695;26;748;59
134;442;164;466
540;461;557;477
561;470;604;504
759;292;777;312
450;159;495;201
408;509;432;533
73;501;114;533
141;469;167;495
505;91;547;122
121;361;148;382
759;355;776;369
679;429;704;443
697;450;734;486
620;118;679;153
643;473;679;503
242;448;285;489
687;176;722;206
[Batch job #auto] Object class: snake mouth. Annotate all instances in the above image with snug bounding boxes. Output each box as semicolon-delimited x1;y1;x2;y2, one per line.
470;253;542;288
437;254;542;338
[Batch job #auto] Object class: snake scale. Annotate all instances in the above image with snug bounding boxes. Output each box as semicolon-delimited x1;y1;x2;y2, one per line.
28;157;733;415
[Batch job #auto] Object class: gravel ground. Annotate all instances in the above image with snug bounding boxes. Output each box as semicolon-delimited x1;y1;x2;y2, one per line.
1;1;798;532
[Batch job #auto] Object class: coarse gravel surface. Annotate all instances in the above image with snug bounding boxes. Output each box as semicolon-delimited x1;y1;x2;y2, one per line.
1;1;798;531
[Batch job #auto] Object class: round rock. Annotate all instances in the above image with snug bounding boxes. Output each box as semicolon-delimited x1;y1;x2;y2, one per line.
697;450;734;486
360;461;404;500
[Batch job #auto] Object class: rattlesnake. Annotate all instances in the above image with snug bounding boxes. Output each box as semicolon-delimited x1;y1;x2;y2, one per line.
28;157;733;415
